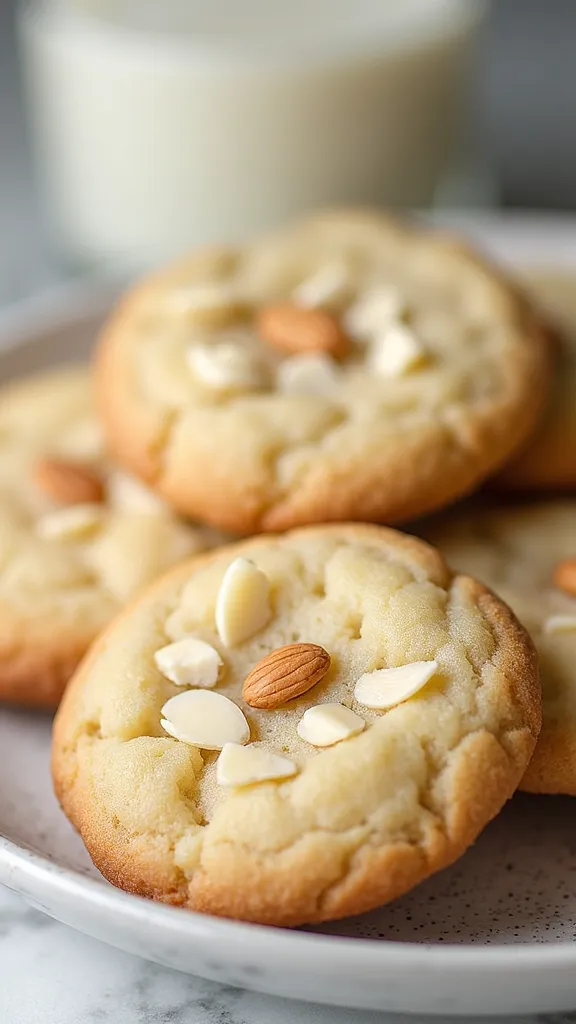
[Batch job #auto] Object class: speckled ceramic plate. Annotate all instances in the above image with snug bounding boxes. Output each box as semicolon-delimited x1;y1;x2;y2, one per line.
3;221;576;1017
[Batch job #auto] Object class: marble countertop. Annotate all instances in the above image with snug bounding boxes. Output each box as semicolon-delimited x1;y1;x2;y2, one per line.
3;883;575;1024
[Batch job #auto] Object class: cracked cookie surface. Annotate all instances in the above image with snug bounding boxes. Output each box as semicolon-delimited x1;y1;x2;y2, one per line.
53;523;540;926
95;210;550;533
427;501;576;794
0;367;221;707
498;271;576;491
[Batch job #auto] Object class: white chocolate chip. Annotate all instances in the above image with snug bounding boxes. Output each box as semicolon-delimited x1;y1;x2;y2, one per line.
187;343;266;393
344;287;404;342
297;703;365;747
216;557;271;647
368;323;426;378
544;615;576;635
293;261;349;309
276;352;339;396
154;637;223;688
354;660;438;709
161;690;250;749
107;472;169;516
217;742;297;787
36;503;105;540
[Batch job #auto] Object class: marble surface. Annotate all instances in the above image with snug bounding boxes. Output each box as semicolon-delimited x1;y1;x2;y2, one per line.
2;882;576;1024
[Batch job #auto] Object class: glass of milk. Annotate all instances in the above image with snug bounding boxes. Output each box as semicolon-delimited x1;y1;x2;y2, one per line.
19;0;487;272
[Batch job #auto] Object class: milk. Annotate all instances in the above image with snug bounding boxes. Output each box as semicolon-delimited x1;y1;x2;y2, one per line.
19;0;486;270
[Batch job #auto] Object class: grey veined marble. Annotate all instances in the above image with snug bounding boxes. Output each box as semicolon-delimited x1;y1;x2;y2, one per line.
0;886;574;1024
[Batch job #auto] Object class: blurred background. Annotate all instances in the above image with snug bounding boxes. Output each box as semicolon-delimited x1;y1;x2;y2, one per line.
2;0;576;302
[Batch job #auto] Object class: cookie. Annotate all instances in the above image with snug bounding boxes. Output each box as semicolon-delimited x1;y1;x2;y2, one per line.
0;366;221;708
53;523;540;926
497;271;576;491
426;500;576;794
95;210;550;534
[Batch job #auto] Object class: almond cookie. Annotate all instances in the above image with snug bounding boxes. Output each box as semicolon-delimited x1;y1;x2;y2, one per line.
95;210;550;534
0;367;222;708
498;271;576;491
53;523;540;926
427;501;576;794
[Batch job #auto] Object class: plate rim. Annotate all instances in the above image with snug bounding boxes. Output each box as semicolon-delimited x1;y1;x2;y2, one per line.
2;219;576;978
3;830;576;971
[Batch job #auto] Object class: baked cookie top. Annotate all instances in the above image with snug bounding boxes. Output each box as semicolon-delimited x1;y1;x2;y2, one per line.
95;210;550;533
0;367;220;707
53;523;540;927
427;501;576;794
498;271;576;490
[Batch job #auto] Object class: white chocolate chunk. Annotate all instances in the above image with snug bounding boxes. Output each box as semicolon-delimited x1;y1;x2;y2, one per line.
217;742;297;787
36;503;105;540
161;690;250;749
216;557;271;647
293;261;349;308
544;615;576;635
154;637;223;688
276;352;339;396
354;660;438;709
345;287;404;342
107;472;169;515
187;343;266;392
297;703;365;747
368;323;426;378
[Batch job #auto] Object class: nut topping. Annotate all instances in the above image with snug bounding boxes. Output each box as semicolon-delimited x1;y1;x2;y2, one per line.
553;558;576;597
34;457;105;506
257;303;349;360
243;642;330;709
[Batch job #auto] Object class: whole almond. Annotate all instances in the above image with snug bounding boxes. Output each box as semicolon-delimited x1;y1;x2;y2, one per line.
257;304;349;360
34;457;105;507
243;643;331;710
553;558;576;596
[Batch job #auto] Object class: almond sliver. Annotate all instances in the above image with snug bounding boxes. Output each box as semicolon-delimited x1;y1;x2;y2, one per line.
154;637;223;688
161;690;249;750
354;660;438;709
215;557;271;647
217;742;297;787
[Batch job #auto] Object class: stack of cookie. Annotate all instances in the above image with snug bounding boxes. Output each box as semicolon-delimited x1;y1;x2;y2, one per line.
8;210;573;927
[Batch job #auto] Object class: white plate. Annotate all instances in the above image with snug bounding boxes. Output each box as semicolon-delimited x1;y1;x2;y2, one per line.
2;220;576;1017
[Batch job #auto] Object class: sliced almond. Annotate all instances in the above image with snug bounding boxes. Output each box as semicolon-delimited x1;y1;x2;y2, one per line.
344;287;404;342
215;557;271;647
36;503;105;540
257;303;349;360
292;261;350;309
368;323;426;378
187;342;267;393
354;660;438;709
34;457;105;506
161;690;250;749
154;637;223;688
217;742;297;787
243;643;330;710
107;472;169;515
553;558;576;597
297;703;365;747
544;615;576;635
276;352;339;396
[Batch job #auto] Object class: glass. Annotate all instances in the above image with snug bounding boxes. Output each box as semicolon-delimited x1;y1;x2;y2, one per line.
18;0;488;272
